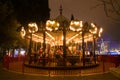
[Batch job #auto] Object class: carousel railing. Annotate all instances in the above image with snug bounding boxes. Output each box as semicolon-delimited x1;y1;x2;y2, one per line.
2;54;118;76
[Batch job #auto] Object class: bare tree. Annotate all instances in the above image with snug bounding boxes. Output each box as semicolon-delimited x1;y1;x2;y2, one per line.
95;0;120;23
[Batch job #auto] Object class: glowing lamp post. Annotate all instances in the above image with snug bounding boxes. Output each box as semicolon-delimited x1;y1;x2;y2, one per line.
28;22;38;64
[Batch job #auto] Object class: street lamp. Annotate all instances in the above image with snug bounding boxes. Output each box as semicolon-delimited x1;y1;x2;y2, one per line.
28;22;38;64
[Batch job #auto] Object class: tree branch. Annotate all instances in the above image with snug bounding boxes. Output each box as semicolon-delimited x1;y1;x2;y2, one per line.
97;0;120;23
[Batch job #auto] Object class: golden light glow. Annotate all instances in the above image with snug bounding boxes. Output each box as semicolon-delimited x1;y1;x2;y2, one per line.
99;28;103;33
91;23;96;28
46;20;59;31
67;33;80;43
98;28;103;37
89;23;98;34
24;20;103;47
45;31;55;40
76;34;93;43
32;34;55;46
91;27;97;34
62;36;64;41
20;27;26;38
70;21;83;31
28;22;38;33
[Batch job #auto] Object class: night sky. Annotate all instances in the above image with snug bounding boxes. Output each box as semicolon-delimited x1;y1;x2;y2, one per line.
49;0;120;41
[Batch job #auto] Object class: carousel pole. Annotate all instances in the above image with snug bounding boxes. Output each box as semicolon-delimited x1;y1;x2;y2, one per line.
42;22;46;66
82;32;85;66
63;21;67;66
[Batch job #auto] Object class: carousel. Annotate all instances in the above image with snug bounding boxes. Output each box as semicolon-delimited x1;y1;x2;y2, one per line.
21;7;103;69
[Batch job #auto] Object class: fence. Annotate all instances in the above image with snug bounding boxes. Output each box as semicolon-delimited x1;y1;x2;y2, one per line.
2;55;119;76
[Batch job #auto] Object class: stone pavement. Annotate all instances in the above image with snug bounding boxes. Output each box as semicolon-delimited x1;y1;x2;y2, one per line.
110;66;120;79
0;63;120;80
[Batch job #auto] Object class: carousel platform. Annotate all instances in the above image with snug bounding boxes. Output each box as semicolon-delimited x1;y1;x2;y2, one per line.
24;61;99;70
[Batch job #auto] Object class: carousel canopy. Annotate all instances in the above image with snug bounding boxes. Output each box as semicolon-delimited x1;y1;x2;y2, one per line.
29;7;100;46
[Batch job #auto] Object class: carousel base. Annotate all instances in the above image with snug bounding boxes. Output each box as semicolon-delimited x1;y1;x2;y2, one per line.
24;62;99;70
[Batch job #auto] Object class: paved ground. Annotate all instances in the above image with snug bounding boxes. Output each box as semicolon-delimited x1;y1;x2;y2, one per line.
0;63;120;80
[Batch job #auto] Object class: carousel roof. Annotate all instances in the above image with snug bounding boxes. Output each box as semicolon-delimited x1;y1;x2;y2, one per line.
55;15;69;29
54;5;70;29
31;6;94;46
55;14;69;22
